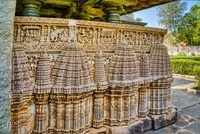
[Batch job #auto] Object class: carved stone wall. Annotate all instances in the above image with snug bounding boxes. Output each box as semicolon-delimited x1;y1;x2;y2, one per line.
0;1;16;134
11;16;177;134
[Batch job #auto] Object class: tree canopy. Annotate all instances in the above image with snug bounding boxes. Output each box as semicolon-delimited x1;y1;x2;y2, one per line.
157;1;200;46
156;1;187;33
177;3;200;46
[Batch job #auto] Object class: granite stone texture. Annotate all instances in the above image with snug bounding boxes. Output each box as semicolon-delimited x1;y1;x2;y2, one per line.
0;0;16;134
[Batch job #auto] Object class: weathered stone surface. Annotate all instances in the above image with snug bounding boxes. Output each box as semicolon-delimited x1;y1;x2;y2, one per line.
180;104;200;119
177;130;193;134
160;125;180;134
0;0;16;134
142;117;152;132
149;108;177;130
128;120;144;134
171;77;195;87
174;112;189;127
184;121;200;134
171;89;200;110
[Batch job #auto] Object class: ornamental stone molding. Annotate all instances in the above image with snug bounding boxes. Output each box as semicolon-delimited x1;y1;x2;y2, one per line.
11;16;177;134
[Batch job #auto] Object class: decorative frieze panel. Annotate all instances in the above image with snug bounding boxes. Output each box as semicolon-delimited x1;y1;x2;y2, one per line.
14;16;166;53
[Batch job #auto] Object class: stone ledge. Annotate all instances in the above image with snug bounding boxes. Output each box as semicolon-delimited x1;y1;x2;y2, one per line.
187;88;200;94
185;83;200;94
173;74;195;79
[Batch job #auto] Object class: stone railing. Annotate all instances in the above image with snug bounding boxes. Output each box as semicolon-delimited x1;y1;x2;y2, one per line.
14;16;167;53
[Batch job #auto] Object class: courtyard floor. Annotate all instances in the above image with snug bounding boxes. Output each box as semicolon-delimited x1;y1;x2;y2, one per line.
144;75;200;134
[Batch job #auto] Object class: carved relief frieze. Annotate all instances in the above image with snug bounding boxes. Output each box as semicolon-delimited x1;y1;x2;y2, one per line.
14;16;166;53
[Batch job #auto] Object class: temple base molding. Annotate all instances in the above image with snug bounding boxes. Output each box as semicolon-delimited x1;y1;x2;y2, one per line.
149;107;177;130
87;108;177;134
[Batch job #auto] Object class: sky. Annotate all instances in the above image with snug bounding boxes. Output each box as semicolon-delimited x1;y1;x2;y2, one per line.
134;1;199;28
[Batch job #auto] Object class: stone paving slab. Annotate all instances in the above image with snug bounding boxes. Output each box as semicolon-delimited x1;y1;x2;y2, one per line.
171;90;200;111
180;104;200;119
184;121;200;134
172;77;196;87
174;112;189;127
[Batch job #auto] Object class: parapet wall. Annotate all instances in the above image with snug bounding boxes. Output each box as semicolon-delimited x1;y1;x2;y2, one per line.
11;17;176;134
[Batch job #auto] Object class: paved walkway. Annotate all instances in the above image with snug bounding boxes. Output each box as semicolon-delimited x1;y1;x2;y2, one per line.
145;76;200;134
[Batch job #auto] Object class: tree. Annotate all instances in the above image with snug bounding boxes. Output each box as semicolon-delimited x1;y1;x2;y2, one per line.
177;3;200;46
126;13;143;22
156;1;187;45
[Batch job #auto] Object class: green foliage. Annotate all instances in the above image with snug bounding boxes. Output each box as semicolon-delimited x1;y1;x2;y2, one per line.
177;3;200;46
170;56;200;61
193;66;200;88
136;18;142;22
156;1;187;33
126;13;143;22
177;51;187;56
170;57;200;75
157;2;200;46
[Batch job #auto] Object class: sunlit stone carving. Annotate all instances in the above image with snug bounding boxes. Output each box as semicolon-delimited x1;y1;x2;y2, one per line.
11;17;177;134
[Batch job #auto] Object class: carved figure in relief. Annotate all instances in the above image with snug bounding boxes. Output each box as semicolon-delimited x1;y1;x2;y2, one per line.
23;29;40;41
60;31;68;42
50;26;63;41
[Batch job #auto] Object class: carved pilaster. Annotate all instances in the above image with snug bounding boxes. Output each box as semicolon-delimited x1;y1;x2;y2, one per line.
138;84;148;118
34;94;48;133
93;92;105;128
149;80;168;114
55;94;65;132
49;94;56;131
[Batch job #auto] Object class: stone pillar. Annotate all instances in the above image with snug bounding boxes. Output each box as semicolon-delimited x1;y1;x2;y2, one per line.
0;1;16;134
20;0;43;17
104;6;121;23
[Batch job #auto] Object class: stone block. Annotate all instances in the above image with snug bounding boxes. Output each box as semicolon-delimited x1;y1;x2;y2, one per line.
129;120;144;134
166;108;177;125
149;107;177;130
141;117;152;132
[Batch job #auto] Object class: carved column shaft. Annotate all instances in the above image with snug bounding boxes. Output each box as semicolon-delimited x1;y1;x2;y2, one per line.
56;97;65;130
93;93;104;128
149;80;168;114
138;85;148;118
123;96;130;122
34;94;48;133
49;94;56;130
0;1;16;134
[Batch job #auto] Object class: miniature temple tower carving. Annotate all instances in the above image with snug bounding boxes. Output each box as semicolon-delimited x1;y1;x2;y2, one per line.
93;51;107;128
11;44;33;134
149;40;173;115
34;52;51;133
106;41;142;126
138;53;150;118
